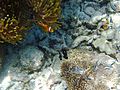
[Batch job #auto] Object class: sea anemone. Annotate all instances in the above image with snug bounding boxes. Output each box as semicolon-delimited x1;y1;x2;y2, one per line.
0;16;27;44
0;0;62;44
0;0;31;44
27;0;62;32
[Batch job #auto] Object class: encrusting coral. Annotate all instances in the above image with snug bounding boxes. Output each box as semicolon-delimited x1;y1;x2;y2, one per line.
27;0;62;32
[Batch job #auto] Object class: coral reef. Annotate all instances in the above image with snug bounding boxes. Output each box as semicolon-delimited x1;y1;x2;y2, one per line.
0;0;120;90
61;49;95;90
61;49;118;90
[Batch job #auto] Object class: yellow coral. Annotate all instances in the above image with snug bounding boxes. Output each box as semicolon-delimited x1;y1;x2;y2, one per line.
0;16;27;44
28;0;61;32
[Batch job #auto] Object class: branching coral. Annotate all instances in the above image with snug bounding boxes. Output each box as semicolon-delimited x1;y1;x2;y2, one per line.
27;0;62;32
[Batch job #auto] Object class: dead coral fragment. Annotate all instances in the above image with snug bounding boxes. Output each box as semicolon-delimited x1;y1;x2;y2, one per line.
27;0;62;32
0;16;27;44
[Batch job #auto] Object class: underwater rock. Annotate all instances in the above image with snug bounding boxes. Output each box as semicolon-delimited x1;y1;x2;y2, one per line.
83;1;100;16
64;34;73;47
19;46;44;71
62;0;81;21
91;14;107;24
20;26;48;47
38;32;69;58
71;36;91;48
34;67;67;90
113;28;120;52
38;35;61;56
107;0;120;13
52;55;62;73
114;27;120;41
84;6;96;16
0;45;67;90
69;26;85;37
0;46;5;70
110;13;120;28
78;12;90;20
94;0;111;3
92;11;103;18
94;53;117;67
21;30;36;46
100;29;115;40
82;21;97;30
38;45;59;56
93;37;116;54
116;53;120;61
93;53;119;89
0;58;31;90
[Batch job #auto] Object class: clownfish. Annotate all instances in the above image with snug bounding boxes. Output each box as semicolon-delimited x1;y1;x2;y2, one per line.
37;22;54;32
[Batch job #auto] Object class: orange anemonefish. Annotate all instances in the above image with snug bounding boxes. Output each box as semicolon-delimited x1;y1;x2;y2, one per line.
37;22;54;32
